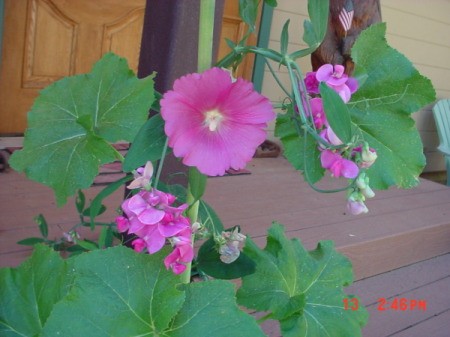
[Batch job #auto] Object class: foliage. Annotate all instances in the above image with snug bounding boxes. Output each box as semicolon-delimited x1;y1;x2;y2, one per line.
349;23;435;189
9;53;155;206
2;0;437;336
237;223;368;337
1;245;264;337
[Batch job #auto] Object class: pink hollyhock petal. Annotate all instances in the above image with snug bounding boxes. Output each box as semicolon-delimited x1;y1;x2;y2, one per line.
131;238;146;252
161;67;275;176
304;72;320;94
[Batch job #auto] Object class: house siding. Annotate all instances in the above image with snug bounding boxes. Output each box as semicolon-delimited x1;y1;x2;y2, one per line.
261;0;450;172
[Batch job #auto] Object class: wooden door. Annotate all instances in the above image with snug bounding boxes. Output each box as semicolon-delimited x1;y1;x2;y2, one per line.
218;1;262;80
0;0;262;135
0;0;145;134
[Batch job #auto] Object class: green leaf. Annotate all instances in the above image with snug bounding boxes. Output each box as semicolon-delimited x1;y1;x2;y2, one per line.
123;114;168;172
237;223;368;337
275;113;324;184
188;167;207;202
39;246;264;337
98;226;114;249
168;281;265;337
198;199;225;234
349;23;436;189
76;239;98;251
280;20;290;55
34;214;48;238
320;83;352;143
302;0;329;50
89;175;132;229
239;0;259;31
41;246;185;336
9;53;155;206
0;245;75;337
75;190;86;213
16;237;46;246
196;236;256;279
264;0;277;7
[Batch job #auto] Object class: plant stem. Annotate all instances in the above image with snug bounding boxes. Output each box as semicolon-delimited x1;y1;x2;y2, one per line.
154;137;169;189
197;0;215;72
180;0;215;284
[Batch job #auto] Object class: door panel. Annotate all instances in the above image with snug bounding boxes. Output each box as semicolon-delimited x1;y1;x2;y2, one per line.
0;0;145;134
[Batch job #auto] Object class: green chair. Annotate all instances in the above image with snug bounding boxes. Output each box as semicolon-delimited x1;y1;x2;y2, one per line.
432;99;450;186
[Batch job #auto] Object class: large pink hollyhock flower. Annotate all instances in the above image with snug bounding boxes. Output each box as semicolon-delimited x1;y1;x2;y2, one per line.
320;149;359;179
160;67;275;176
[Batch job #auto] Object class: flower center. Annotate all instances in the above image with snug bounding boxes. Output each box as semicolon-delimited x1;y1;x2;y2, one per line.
204;109;224;132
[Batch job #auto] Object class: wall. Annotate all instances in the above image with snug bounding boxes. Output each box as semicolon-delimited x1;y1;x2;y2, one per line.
261;0;450;172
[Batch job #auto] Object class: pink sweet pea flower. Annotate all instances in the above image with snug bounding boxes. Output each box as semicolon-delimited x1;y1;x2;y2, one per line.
347;198;369;215
115;216;129;232
308;98;327;129
164;239;194;275
316;64;348;86
320;150;359;179
320;126;343;147
131;238;146;252
127;161;153;190
161;67;275;176
304;71;320;94
117;189;190;254
315;64;359;103
353;143;377;168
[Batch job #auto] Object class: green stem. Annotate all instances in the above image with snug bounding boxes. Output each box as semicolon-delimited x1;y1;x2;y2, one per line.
180;0;215;285
154;137;169;189
197;0;215;72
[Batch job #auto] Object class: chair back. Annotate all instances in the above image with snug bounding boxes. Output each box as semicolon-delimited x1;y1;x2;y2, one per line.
432;99;450;185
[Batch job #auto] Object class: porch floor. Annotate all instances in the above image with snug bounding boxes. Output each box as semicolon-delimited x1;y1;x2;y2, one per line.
1;156;449;337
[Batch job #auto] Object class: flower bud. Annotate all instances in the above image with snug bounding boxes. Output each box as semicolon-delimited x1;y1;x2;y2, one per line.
361;142;377;168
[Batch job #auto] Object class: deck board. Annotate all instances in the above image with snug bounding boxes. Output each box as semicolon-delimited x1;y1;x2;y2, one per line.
1;156;449;337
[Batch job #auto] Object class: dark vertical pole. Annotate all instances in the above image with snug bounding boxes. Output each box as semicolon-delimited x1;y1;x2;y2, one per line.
137;0;224;186
311;0;381;74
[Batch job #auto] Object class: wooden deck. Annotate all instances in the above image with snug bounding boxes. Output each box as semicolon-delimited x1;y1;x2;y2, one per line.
1;156;450;336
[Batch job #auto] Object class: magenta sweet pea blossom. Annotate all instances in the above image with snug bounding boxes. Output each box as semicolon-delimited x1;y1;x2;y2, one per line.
160;67;275;176
320;149;359;179
304;71;320;94
118;189;190;254
308;98;327;129
315;64;358;103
